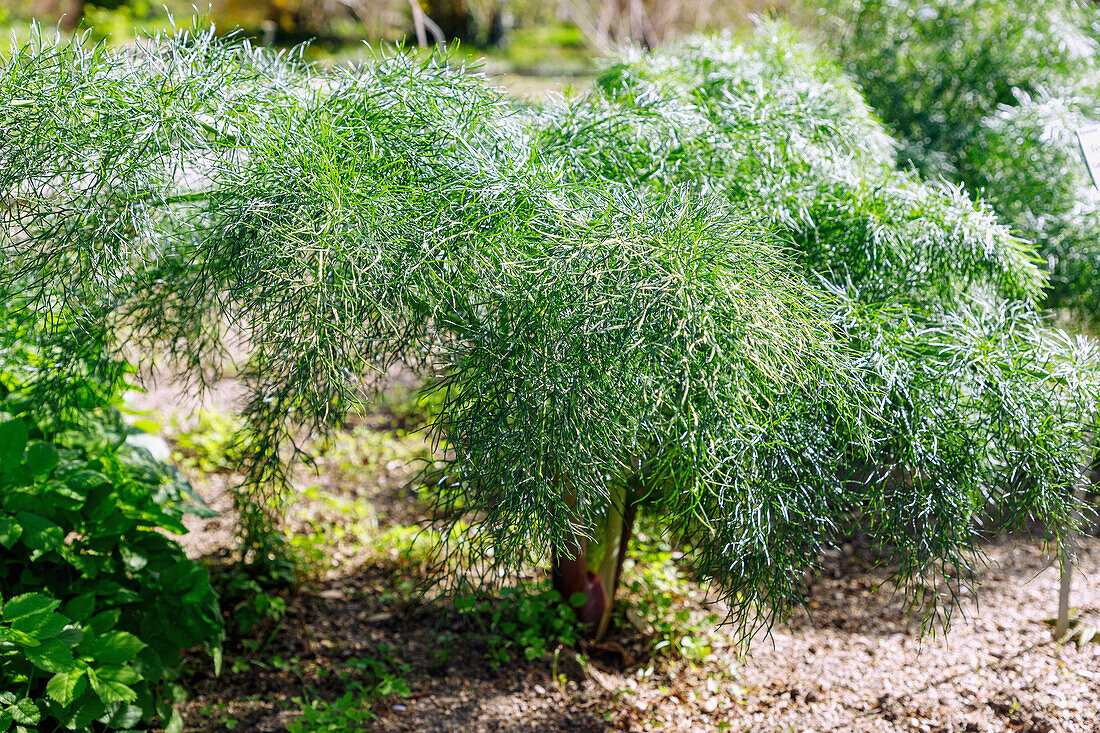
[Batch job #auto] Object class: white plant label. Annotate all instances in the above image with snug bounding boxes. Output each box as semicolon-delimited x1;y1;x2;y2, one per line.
1078;124;1100;189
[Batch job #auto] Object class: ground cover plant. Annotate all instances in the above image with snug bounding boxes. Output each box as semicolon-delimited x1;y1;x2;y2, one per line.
822;0;1100;320
0;16;1097;686
0;305;223;731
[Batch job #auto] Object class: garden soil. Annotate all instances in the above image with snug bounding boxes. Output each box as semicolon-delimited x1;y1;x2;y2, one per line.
136;375;1100;733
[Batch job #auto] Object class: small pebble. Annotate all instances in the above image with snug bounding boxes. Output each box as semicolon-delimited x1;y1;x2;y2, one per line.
391;704;407;712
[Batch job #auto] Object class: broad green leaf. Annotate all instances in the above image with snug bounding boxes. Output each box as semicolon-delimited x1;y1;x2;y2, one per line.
165;683;188;704
87;668;138;704
45;481;84;507
65;470;110;494
0;709;10;733
2;592;59;625
13;610;68;637
0;420;27;468
46;668;87;706
63;593;96;623
0;626;40;646
88;511;137;538
62;690;105;729
55;624;84;647
8;700;38;726
164;707;184;733
86;609;121;636
25;638;76;673
132;509;186;535
88;631;146;665
0;515;20;549
99;702;142;729
12;512;63;552
22;442;58;477
96;665;141;685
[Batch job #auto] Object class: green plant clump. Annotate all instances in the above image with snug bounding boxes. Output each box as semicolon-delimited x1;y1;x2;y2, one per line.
820;0;1100;180
959;93;1100;320
170;409;247;475
0;19;1095;645
455;584;582;667
0;310;223;731
286;653;410;733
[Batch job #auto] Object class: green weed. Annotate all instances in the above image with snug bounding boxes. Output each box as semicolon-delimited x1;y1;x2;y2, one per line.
170;409;246;475
619;531;722;663
455;584;583;668
286;653;410;732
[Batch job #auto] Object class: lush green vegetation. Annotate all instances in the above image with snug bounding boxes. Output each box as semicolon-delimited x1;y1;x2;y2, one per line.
2;13;1099;727
0;309;222;731
823;0;1100;319
0;20;859;633
285;653;410;733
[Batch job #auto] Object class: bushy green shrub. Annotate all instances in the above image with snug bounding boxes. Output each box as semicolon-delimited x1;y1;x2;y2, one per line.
0;19;1095;644
0;310;223;732
0;23;861;637
454;584;582;667
821;0;1100;180
531;27;1100;628
961;94;1100;319
822;0;1100;319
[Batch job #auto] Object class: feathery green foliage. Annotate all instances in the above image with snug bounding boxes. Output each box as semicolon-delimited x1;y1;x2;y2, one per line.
960;94;1100;320
0;23;857;623
531;27;1099;628
0;20;1095;643
533;30;1045;305
822;0;1100;319
820;0;1100;180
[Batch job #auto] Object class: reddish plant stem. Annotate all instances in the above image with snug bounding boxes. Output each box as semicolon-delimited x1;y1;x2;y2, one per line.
551;488;639;639
552;534;606;631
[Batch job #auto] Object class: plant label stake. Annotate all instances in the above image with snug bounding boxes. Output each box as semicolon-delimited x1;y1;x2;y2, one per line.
1055;467;1090;640
1076;125;1100;189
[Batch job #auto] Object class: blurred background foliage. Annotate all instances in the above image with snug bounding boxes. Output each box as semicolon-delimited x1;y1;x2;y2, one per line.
821;0;1100;326
0;0;789;71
